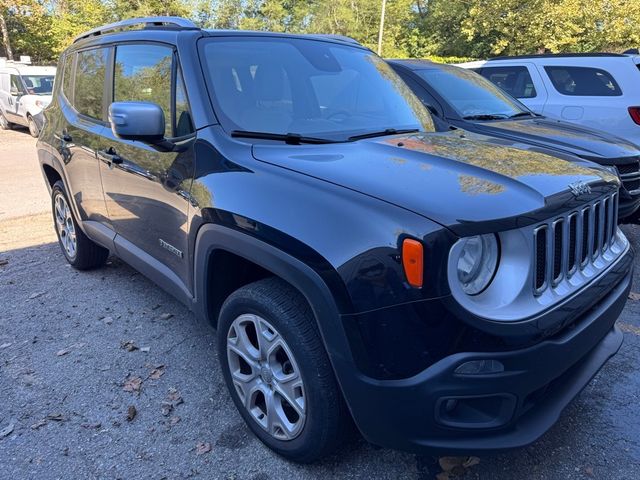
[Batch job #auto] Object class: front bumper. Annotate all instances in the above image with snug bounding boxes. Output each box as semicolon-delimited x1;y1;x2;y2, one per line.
335;250;632;454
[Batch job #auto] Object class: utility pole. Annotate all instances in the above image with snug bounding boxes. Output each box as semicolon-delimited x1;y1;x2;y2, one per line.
0;12;13;60
377;0;386;56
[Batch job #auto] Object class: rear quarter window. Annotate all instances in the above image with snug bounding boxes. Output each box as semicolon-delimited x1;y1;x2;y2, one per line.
544;66;622;96
474;66;537;99
74;48;108;120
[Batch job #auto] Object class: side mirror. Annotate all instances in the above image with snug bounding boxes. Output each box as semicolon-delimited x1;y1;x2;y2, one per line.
108;101;165;143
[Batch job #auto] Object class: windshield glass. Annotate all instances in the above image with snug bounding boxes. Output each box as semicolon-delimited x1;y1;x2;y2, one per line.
199;37;434;140
416;66;530;119
21;75;55;95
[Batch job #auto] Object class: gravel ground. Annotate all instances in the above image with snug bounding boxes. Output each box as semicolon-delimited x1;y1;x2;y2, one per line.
1;127;639;479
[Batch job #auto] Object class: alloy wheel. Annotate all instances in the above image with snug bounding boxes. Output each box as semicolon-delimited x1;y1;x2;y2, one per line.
226;314;306;441
54;193;77;259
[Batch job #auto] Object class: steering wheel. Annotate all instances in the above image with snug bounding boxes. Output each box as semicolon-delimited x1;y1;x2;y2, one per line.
326;110;353;122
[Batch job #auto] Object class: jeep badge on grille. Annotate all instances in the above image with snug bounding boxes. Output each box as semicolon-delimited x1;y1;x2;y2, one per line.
568;181;592;197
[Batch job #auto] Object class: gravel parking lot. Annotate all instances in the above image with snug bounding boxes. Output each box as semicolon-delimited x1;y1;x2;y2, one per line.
1;127;639;479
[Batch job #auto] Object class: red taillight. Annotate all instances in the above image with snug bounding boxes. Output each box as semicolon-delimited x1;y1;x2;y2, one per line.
402;239;424;288
628;106;640;125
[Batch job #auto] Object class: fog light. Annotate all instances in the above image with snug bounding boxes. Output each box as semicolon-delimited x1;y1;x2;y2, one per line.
454;359;504;375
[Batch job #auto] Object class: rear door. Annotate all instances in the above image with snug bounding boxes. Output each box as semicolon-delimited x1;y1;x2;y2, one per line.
98;42;196;291
475;63;548;114
56;47;113;226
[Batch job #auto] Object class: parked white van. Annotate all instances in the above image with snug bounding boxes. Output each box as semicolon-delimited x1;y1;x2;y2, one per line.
458;53;640;145
0;57;56;137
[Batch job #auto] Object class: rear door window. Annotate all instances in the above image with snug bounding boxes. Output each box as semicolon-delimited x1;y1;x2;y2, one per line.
74;48;108;120
543;66;622;96
474;66;537;98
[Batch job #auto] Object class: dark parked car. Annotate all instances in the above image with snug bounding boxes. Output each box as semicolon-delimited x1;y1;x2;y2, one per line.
38;17;633;462
389;60;640;222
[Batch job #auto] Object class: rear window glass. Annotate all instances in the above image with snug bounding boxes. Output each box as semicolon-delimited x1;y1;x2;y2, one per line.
474;66;537;98
544;66;622;96
74;48;108;120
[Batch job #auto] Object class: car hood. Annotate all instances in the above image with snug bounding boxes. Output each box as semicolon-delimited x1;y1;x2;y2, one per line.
252;131;618;234
461;117;640;163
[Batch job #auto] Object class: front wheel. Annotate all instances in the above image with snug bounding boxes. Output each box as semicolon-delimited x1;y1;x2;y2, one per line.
217;277;352;463
51;180;109;269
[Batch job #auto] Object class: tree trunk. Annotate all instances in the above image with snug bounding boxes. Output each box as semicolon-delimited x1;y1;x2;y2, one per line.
0;13;12;60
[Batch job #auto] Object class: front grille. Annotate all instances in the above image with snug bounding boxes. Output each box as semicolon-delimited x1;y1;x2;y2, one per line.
533;191;618;295
616;161;640;193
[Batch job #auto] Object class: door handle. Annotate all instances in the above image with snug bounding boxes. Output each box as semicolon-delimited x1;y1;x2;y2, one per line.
98;147;123;166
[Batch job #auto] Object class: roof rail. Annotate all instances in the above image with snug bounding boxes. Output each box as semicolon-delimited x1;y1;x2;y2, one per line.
487;52;626;61
73;16;199;43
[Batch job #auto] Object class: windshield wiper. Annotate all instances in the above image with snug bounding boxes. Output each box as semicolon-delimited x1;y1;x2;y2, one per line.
231;130;338;145
347;128;420;141
509;112;536;118
462;114;509;121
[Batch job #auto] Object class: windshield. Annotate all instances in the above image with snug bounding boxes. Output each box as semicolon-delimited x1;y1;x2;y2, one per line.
415;66;530;119
199;37;434;141
21;75;54;95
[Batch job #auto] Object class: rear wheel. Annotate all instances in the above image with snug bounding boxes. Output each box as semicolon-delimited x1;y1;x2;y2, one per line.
27;115;39;137
217;277;351;463
51;180;109;269
0;111;13;130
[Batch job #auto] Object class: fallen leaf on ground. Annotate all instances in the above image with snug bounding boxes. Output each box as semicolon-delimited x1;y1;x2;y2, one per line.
28;292;45;299
46;413;65;422
127;406;137;422
584;467;594;477
161;401;174;416
0;342;11;349
159;313;173;320
629;291;640;301
102;316;114;325
149;365;165;380
438;456;480;476
167;388;183;405
123;376;143;393
30;419;47;430
121;340;139;352
56;348;71;357
169;416;180;426
0;424;14;437
195;442;212;455
81;422;101;429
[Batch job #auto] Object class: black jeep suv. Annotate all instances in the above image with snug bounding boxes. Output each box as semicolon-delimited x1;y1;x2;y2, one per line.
37;17;633;462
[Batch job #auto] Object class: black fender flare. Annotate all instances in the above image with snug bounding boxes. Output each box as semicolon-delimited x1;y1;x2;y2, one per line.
192;223;360;408
37;144;88;236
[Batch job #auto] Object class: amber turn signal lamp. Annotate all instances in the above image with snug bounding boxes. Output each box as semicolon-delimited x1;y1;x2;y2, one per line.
402;239;424;288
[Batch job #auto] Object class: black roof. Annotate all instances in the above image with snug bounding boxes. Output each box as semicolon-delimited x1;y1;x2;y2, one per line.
487;53;627;61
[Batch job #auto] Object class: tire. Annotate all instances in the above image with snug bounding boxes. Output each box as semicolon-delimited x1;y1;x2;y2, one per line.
217;277;352;463
0;111;13;130
51;180;109;270
27;115;39;137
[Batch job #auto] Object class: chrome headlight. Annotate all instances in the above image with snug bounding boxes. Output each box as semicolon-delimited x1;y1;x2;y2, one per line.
455;234;499;295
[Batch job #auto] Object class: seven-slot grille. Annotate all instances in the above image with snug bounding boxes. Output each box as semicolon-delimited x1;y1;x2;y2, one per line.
533;191;618;295
616;160;640;193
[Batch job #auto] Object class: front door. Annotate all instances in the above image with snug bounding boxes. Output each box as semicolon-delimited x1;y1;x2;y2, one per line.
98;43;196;290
